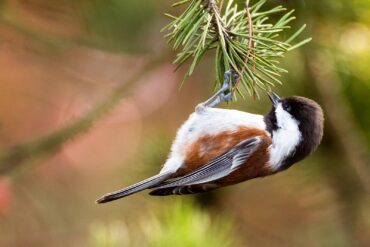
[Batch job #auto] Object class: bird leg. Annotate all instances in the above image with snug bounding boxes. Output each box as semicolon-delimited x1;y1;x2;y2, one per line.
196;70;238;112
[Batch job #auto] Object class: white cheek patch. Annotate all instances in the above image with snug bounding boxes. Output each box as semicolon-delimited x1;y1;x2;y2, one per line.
268;104;302;171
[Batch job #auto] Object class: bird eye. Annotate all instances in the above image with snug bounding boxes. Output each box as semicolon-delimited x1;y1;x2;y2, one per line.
283;104;291;112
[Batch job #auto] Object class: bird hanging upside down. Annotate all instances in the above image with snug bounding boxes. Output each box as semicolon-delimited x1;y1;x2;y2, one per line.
97;71;324;204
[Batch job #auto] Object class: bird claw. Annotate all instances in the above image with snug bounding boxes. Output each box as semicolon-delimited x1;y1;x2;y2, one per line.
224;69;238;79
223;70;239;89
232;73;239;85
224;70;233;81
197;70;237;110
221;92;233;102
220;70;237;103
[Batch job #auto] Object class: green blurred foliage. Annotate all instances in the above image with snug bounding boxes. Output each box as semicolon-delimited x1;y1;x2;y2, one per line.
84;0;160;53
145;200;237;247
89;200;238;247
90;221;131;247
140;133;172;174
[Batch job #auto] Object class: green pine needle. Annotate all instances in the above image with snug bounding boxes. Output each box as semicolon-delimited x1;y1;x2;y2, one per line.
164;0;311;99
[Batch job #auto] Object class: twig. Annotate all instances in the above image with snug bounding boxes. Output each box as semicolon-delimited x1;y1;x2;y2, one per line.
219;0;225;10
232;0;255;98
208;0;229;39
165;0;308;98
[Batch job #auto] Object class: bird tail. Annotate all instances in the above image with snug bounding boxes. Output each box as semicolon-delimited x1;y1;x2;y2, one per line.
96;172;172;204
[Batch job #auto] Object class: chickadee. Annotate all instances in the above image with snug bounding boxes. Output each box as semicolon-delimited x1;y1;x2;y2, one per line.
97;71;324;204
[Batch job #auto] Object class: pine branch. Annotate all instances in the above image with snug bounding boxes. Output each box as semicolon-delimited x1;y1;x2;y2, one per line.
164;0;311;98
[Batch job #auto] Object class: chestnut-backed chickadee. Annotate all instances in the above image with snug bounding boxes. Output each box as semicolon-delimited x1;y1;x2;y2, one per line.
97;71;324;203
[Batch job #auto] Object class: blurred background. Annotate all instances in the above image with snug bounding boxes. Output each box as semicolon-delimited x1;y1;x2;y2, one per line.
0;0;369;246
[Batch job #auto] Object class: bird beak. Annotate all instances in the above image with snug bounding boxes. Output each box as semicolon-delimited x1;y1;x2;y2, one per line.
268;91;280;107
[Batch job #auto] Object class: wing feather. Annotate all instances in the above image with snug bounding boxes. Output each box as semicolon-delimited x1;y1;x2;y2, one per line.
153;137;262;190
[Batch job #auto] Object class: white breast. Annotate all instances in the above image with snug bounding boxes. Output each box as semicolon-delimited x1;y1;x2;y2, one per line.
268;104;302;171
160;107;266;174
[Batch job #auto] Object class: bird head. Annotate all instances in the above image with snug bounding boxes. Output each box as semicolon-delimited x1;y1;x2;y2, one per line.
265;92;324;170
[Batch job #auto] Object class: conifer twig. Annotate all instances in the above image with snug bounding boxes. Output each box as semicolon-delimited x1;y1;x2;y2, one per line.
164;0;311;98
232;0;255;98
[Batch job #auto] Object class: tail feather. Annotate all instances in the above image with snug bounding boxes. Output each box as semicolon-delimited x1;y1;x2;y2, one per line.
96;172;172;204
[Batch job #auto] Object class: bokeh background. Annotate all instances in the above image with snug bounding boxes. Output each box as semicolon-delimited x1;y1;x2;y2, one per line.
0;0;369;246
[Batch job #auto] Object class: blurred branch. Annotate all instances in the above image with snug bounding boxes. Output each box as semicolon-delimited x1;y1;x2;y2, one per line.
307;52;370;193
164;0;311;98
0;53;169;175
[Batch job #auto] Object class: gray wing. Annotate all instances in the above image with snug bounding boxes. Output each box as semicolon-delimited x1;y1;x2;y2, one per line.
152;137;262;191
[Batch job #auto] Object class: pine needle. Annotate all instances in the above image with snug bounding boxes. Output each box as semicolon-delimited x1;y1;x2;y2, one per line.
164;0;311;99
